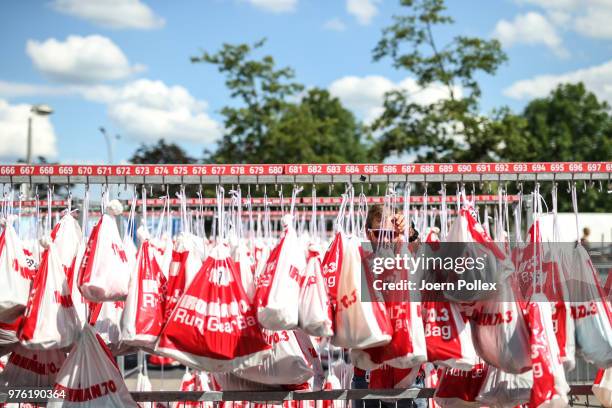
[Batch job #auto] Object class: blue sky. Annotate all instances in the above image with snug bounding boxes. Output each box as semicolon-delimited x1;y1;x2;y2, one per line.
0;0;611;165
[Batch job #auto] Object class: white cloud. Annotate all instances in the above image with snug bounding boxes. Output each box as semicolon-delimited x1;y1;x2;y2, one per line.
0;81;73;98
346;0;379;25
246;0;297;13
574;7;612;39
82;79;223;143
26;35;145;84
0;100;58;159
504;59;612;104
516;0;612;39
0;77;223;144
51;0;164;29
329;75;460;124
493;12;568;57
324;18;347;32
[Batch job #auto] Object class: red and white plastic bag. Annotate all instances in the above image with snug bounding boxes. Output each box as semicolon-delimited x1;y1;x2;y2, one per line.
19;241;80;350
0;344;66;387
166;233;205;321
135;364;153;408
157;243;271;372
173;368;214;408
327;233;392;349
48;324;137;407
0;221;34;322
93;300;128;355
470;283;531;373
121;240;166;350
518;216;576;370
298;243;333;337
593;368;612;408
527;295;569;408
315;372;345;408
422;300;478;369
255;214;305;330
440;205;513;302
78;211;131;302
233;329;319;385
368;364;419;389
434;361;488;408
569;244;612;368
476;366;532;408
234;241;255;302
352;299;427;369
52;213;83;276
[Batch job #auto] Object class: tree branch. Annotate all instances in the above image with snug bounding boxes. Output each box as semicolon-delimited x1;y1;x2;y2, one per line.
425;20;455;101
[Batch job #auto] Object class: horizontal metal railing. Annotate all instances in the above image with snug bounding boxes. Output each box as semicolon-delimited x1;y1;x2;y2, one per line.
0;386;595;404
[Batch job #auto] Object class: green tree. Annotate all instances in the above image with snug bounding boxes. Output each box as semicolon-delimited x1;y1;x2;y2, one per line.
371;0;508;162
508;83;611;163
508;83;612;212
129;139;196;165
261;88;369;163
192;40;368;164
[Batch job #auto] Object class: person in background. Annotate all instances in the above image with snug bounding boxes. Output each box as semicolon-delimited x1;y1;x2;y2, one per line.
351;204;425;408
364;204;419;244
581;227;591;249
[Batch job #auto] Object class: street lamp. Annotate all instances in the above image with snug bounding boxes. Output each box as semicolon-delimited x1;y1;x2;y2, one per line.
99;126;121;164
26;104;54;164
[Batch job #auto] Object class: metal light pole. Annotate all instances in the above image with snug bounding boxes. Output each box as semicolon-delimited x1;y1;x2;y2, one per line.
99;126;120;164
26;104;54;164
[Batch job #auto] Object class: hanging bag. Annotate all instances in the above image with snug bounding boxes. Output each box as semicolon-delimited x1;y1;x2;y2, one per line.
527;295;570;408
255;213;305;331
439;200;513;303
434;361;488;408
78;198;131;302
352;298;427;370
476;366;532;408
19;240;80;350
298;243;333;337
593;368;612;408
48;324;138;407
0;344;66;387
470;281;531;373
156;243;271;372
422;299;478;370
121;240;166;351
331;233;392;349
567;184;612;368
233;329;319;385
0;220;34;322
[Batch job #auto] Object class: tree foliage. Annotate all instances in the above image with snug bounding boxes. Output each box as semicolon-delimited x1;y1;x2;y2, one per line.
507;83;611;163
129;139;196;165
192;40;368;164
507;83;612;212
371;0;508;162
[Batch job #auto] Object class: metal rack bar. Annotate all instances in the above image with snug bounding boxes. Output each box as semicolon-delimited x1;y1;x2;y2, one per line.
1;195;521;208
0;386;595;403
0;162;609;185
